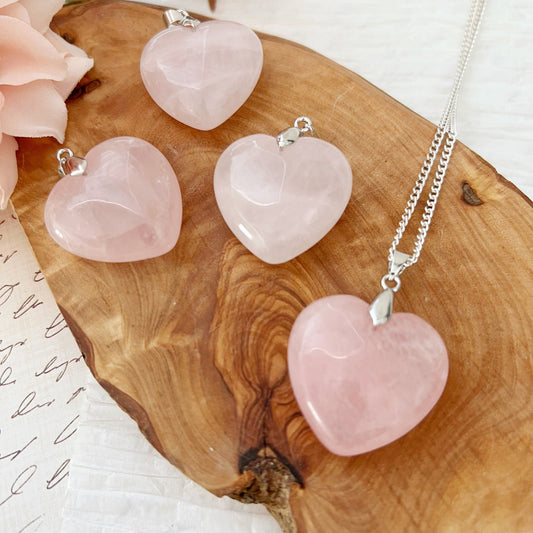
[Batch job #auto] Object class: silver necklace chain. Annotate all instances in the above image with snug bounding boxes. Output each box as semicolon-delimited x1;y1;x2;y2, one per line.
369;0;487;325
386;0;487;280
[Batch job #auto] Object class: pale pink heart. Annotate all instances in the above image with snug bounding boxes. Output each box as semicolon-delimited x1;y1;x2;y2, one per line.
288;294;448;456
44;136;182;262
214;134;353;264
140;20;263;131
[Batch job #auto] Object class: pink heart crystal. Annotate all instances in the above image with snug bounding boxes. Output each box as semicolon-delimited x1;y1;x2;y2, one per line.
214;134;353;264
288;294;448;456
44;137;182;262
140;20;263;130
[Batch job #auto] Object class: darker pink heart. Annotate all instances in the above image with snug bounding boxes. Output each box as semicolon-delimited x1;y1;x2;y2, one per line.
288;294;448;456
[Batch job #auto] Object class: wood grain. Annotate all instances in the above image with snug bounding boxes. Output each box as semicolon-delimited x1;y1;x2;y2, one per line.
12;1;533;531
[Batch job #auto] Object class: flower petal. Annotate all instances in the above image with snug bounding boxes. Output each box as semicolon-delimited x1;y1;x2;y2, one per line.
44;30;94;101
45;27;90;58
0;0;18;8
18;0;63;34
0;89;4;141
0;134;18;210
0;80;67;142
0;15;67;85
55;55;94;100
0;2;30;23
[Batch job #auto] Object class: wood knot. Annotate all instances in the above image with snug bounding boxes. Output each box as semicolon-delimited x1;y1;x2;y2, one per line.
61;32;76;44
232;448;299;533
462;181;484;205
67;78;102;102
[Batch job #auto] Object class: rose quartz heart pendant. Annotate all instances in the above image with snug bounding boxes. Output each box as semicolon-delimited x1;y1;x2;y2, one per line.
140;10;263;130
214;124;353;264
44;137;182;262
288;294;448;456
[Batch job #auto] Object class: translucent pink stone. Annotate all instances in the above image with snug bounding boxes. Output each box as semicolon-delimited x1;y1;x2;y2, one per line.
288;295;448;456
214;135;353;264
140;21;263;130
44;137;182;262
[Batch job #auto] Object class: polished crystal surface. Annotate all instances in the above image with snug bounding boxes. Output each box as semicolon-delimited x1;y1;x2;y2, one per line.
140;21;263;130
214;134;353;264
44;137;182;262
288;294;448;456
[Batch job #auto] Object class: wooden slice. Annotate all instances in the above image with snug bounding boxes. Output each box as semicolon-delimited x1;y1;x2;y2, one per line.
12;1;533;531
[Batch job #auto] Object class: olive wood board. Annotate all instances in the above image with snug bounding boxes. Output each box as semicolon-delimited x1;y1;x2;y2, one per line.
12;1;533;531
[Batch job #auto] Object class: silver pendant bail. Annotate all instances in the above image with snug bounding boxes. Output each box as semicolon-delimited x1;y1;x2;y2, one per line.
163;9;200;29
388;250;412;278
369;289;395;326
276;116;314;149
369;275;402;326
57;148;87;177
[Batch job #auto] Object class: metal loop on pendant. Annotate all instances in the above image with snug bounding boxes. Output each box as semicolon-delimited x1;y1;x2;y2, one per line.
381;275;401;293
57;148;73;164
294;116;314;135
56;147;87;177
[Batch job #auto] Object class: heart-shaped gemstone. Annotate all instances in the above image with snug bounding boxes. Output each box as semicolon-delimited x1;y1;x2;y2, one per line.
44;137;182;262
140;21;263;131
288;294;448;456
214;134;353;264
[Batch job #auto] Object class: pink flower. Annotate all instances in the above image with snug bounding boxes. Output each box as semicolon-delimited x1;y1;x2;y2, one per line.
0;0;93;209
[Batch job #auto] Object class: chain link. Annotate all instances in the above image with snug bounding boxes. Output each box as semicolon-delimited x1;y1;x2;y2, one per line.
387;0;486;276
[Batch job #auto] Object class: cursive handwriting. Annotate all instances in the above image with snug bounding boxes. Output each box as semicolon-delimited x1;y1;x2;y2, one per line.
44;312;69;339
32;270;44;283
0;204;89;530
0;249;17;264
13;294;44;320
46;459;69;490
0;338;26;365
66;386;86;405
11;392;55;419
0;435;38;462
34;355;83;383
0;281;20;308
0;366;16;387
18;515;43;532
53;415;79;445
0;464;37;507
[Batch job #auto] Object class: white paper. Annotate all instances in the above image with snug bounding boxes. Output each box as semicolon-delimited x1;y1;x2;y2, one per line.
61;380;281;533
0;203;90;533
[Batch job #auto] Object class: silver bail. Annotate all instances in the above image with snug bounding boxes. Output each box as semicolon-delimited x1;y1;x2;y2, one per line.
163;9;200;29
57;148;87;177
369;275;402;326
389;250;412;277
369;289;395;326
276;127;301;149
276;116;314;149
